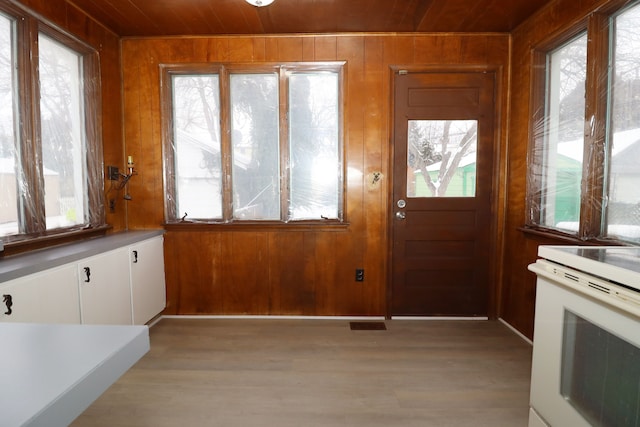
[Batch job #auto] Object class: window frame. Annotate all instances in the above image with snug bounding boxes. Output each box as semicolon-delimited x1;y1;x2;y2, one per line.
526;1;636;244
160;61;347;227
0;3;105;248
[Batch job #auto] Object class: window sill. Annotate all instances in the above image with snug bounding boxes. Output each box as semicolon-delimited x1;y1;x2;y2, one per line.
518;225;627;246
1;225;112;258
164;220;350;232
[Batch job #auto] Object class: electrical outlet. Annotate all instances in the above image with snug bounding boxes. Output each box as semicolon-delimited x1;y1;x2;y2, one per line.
107;165;120;181
355;268;364;282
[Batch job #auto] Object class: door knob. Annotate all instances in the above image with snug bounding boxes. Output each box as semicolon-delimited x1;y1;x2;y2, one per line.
395;211;406;220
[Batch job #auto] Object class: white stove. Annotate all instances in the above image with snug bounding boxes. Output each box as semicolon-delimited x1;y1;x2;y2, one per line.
528;245;640;427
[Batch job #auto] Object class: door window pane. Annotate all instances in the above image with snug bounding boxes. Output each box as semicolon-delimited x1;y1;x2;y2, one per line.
289;72;340;219
606;4;640;243
230;73;280;220
0;14;18;236
407;120;477;198
172;75;222;219
540;34;587;232
38;34;87;230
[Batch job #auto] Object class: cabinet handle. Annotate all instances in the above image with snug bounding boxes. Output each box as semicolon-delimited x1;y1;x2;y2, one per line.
132;250;138;264
83;267;91;283
2;294;12;315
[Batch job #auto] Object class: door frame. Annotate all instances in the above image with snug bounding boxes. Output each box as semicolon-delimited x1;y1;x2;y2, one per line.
385;64;506;320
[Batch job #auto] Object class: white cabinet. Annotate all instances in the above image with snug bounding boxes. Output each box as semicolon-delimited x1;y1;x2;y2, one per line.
0;264;80;323
129;236;166;325
78;248;133;325
0;274;40;322
0;232;165;325
38;264;81;323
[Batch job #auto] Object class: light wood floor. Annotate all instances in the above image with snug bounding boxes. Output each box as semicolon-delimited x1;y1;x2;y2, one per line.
71;318;532;427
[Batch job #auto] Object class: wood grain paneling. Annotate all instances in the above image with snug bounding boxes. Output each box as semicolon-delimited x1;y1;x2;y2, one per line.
64;0;552;37
13;0;629;336
122;33;509;317
502;0;621;339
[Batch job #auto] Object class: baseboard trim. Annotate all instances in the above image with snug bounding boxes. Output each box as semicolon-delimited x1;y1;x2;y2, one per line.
159;314;386;321
159;315;495;321
498;317;533;345
390;316;489;320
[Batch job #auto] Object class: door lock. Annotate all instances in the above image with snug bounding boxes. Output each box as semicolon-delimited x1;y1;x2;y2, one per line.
397;199;406;208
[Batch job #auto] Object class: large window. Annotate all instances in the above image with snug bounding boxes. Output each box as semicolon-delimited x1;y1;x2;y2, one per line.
607;4;640;242
537;33;588;232
0;5;103;242
0;12;18;235
162;63;344;224
529;1;640;244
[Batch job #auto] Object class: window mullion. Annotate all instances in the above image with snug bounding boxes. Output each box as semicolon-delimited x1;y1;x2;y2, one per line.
579;13;610;239
19;17;46;233
527;51;548;226
160;68;178;221
219;67;234;222
83;51;105;226
279;67;290;222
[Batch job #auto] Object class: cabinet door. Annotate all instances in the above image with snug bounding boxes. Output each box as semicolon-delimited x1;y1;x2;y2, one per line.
78;248;132;325
36;264;81;323
0;264;80;323
130;236;166;325
0;276;41;322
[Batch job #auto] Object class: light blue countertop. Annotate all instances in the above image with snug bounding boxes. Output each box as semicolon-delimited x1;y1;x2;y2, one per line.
0;322;149;427
0;230;164;283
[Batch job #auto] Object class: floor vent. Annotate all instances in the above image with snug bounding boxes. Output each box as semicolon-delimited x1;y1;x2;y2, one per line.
349;321;387;331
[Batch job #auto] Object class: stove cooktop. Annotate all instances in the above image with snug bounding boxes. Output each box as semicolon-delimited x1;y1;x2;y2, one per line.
538;246;640;291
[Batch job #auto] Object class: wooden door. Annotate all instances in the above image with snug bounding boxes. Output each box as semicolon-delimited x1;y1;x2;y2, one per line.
391;70;496;317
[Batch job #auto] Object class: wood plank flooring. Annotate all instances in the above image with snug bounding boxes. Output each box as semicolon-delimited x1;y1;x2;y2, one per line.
71;318;532;427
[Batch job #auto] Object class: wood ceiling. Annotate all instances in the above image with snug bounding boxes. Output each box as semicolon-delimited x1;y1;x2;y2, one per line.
67;0;554;37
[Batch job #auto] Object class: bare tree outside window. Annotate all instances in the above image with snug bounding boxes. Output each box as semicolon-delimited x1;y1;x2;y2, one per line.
289;73;340;219
0;6;103;244
165;63;344;224
407;119;477;198
230;73;280;220
540;33;587;231
38;34;87;230
172;74;222;219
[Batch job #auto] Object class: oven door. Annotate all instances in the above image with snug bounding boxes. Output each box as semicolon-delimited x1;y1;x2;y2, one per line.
530;275;640;427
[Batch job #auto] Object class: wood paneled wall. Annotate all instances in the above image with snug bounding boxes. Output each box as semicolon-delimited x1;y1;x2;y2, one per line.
121;34;510;316
502;0;619;339
19;0;631;335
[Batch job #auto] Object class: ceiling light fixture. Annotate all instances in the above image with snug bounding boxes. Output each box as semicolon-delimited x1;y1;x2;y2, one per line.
245;0;275;6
